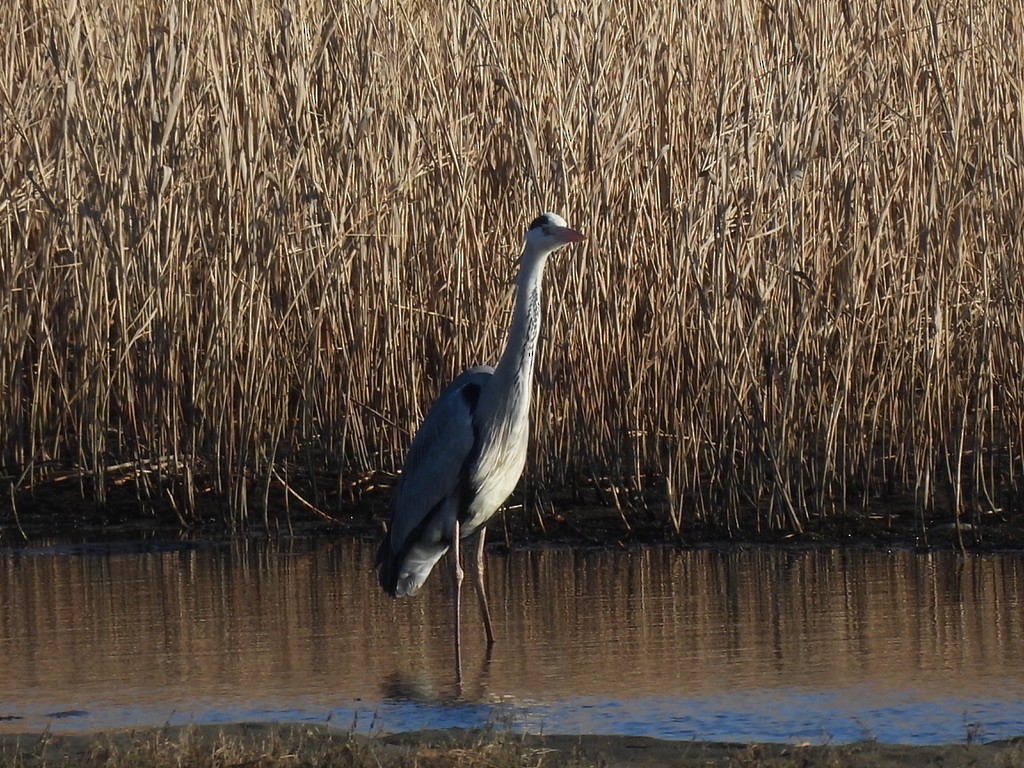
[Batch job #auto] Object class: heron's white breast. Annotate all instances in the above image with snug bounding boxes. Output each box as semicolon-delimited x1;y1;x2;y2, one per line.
462;412;530;535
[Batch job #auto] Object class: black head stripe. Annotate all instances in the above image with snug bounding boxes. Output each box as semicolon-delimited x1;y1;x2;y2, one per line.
528;214;553;231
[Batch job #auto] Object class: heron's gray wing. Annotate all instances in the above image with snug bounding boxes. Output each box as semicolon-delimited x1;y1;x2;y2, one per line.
386;366;494;558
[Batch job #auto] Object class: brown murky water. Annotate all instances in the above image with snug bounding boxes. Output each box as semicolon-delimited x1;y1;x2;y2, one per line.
0;539;1022;744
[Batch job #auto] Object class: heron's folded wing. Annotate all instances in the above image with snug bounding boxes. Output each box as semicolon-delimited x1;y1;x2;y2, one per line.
387;367;493;552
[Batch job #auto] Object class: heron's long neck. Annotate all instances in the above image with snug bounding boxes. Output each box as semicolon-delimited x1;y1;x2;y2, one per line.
490;250;548;410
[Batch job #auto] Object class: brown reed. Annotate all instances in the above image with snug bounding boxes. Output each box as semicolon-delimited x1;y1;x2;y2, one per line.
1;0;1021;535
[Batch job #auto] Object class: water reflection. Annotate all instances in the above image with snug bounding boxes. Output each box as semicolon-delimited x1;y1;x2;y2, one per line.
0;540;1022;743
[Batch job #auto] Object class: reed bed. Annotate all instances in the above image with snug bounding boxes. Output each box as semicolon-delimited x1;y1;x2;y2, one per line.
1;0;1022;535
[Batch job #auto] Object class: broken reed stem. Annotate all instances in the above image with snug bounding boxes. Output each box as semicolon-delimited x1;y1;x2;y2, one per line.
0;0;1021;533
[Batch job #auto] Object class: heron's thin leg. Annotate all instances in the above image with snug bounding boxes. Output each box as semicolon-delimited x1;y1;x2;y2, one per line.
450;519;464;680
472;527;495;646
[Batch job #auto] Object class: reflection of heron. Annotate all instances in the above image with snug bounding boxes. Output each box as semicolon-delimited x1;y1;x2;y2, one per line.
376;213;586;674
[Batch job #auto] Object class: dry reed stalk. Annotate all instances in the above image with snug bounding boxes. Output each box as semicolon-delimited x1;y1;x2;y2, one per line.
0;0;1021;535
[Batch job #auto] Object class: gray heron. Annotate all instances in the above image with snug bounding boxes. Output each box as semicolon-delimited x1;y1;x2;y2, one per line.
376;212;586;673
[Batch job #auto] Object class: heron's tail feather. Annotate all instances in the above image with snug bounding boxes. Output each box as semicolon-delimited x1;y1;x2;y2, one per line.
376;532;446;598
375;532;401;596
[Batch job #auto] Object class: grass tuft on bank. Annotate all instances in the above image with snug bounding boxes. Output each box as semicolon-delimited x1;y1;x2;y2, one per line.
3;725;1024;768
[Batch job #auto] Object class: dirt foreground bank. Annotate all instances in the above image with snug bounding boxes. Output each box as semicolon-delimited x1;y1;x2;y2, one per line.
2;723;1021;768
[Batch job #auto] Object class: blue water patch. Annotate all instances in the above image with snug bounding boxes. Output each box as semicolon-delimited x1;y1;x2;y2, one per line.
5;686;1020;745
358;687;1024;746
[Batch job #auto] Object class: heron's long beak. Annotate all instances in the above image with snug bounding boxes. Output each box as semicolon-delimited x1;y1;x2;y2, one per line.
554;226;586;243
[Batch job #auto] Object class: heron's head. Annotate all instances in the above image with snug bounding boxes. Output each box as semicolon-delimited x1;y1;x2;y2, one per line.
523;212;585;256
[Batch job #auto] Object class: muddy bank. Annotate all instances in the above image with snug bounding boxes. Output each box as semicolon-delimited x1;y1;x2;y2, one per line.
2;724;1022;768
3;480;1022;553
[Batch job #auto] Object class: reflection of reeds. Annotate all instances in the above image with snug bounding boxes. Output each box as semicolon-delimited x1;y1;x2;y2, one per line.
1;0;1021;531
2;543;1022;705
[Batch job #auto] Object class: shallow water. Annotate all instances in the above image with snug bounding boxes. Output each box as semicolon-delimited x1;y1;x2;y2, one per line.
0;538;1022;744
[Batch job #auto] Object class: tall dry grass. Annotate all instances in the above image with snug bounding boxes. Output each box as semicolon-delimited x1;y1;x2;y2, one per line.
0;0;1021;534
